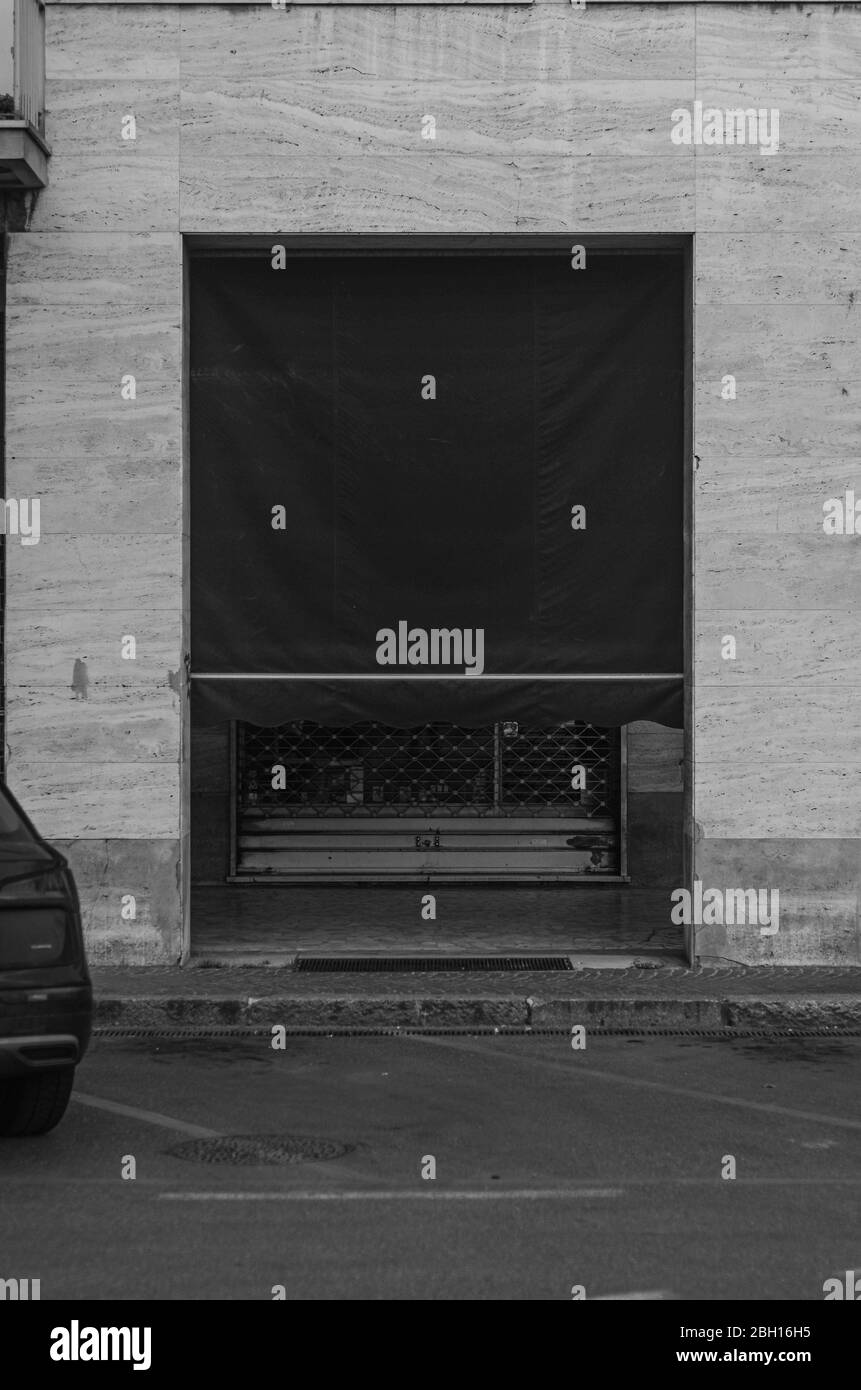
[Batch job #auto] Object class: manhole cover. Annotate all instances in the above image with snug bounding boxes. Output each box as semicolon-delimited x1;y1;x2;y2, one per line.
166;1135;352;1165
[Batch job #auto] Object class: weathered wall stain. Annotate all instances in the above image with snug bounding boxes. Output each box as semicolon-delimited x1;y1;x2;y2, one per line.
71;658;88;701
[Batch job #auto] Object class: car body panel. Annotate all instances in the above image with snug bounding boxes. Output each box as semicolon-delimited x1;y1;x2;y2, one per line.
0;782;92;1078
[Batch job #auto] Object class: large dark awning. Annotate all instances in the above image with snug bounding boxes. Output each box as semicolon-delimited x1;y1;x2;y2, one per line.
190;252;684;729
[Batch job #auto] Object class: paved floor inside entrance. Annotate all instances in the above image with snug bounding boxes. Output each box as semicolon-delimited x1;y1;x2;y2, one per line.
190;885;681;959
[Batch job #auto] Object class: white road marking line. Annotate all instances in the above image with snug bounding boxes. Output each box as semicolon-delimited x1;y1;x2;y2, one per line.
593;1291;678;1300
2;1174;858;1188
158;1189;623;1202
403;1035;861;1131
72;1092;219;1139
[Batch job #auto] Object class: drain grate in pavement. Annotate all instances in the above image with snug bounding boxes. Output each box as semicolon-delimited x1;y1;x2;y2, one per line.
166;1135;352;1165
294;956;574;973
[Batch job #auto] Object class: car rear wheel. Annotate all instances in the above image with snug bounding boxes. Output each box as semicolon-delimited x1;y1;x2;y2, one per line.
0;1067;75;1136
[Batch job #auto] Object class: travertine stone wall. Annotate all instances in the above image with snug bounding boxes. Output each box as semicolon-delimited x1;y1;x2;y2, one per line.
693;10;861;963
5;2;859;962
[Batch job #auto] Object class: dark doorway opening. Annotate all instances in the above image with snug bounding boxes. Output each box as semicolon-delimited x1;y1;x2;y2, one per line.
187;238;688;960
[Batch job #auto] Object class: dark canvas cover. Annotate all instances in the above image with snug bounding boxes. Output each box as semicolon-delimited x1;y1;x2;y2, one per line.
190;253;684;728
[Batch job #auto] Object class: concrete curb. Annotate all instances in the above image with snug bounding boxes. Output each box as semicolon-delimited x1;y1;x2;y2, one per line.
724;995;861;1029
92;993;861;1031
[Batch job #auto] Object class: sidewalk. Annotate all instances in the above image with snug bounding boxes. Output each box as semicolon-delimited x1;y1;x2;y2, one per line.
91;963;861;1032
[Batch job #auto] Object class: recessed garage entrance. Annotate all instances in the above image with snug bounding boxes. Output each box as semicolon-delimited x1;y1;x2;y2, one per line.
188;238;687;959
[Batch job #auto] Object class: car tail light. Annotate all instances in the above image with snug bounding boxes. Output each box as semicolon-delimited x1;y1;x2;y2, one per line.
0;909;69;967
0;866;77;968
0;866;71;898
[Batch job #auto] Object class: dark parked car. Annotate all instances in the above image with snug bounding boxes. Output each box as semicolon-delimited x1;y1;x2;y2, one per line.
0;781;92;1135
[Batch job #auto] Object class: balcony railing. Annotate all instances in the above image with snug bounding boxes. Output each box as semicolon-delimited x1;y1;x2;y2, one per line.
12;0;44;136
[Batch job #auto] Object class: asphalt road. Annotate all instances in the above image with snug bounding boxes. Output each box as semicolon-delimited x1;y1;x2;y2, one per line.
1;1031;859;1300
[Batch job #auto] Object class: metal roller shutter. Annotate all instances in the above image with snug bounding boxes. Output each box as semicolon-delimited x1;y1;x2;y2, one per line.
233;720;625;881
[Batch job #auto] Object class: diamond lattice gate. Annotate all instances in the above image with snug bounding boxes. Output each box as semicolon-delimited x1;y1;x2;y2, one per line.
232;722;626;881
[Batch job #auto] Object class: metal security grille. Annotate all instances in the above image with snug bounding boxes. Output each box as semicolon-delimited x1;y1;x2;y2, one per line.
237;722;619;821
233;721;624;883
